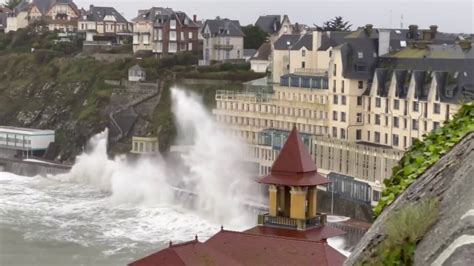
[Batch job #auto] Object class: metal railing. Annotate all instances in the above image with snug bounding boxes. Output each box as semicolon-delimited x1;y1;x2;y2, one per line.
258;213;326;230
294;68;328;76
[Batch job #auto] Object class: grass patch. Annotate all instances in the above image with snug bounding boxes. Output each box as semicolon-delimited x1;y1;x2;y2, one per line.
359;198;440;265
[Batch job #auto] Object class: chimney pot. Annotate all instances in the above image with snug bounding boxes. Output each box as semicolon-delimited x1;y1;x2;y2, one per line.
365;24;373;35
459;40;472;50
193;14;197;22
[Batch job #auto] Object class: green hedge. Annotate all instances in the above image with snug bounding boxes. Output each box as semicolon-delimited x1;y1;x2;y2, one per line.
374;102;474;217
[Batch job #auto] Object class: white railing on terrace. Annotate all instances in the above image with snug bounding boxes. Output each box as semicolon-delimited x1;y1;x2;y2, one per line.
294;68;328;76
215;90;274;102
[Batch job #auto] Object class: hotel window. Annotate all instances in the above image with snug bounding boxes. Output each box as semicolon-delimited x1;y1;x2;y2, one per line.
434;103;441;114
341;81;345;93
404;118;407;129
367;114;371;124
376;97;381;107
340;129;346;139
341;95;346;105
404;136;407;147
302;50;306;57
385;133;388;144
333;64;337;76
169;42;177;52
424;121;428;131
180;31;185;40
358;51;364;59
375;132;381;143
393;117;399;128
394;99;400;110
356;113;362;123
333;95;338;104
357;96;363;106
333;111;338;121
358;81;364;89
375;114;381;125
367;131;371;141
385;116;389;126
413;101;419;112
301;61;306;68
170;19;176;29
356;129;362;140
333;80;336;92
341;112;346;122
332;127;337;138
188;31;193;39
169;30;177;41
393;134;399;146
433;121;440;130
412;119;419;130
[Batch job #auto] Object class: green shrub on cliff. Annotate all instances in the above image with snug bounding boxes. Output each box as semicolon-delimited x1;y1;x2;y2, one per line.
375;102;474;217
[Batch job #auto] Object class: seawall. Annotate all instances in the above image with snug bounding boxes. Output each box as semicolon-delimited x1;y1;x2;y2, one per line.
0;158;71;177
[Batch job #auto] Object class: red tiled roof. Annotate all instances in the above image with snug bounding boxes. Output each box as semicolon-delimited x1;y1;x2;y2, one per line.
129;229;347;266
244;225;345;241
205;230;346;266
259;126;331;186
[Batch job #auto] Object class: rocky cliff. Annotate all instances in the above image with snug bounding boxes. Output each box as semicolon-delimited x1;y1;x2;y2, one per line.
346;103;474;265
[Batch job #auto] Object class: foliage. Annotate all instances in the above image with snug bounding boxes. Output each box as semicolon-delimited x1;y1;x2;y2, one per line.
374;102;474;217
315;16;352;31
242;25;268;49
3;0;21;9
359;198;440;265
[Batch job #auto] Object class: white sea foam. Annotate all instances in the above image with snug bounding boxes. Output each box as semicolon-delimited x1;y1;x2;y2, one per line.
0;86;258;262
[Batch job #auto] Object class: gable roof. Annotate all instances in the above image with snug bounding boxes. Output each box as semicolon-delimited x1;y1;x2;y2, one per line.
132;7;199;28
202;18;244;37
251;42;272;60
27;0;79;16
259;126;331;186
243;49;257;58
273;34;303;50
129;64;145;72
255;15;281;34
130;229;346;266
80;5;128;23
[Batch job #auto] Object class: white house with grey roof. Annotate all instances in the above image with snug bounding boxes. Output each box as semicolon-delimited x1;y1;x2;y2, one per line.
200;17;244;65
6;0;81;32
78;5;132;44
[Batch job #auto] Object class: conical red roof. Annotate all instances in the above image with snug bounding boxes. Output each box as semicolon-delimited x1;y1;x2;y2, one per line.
259;127;331;186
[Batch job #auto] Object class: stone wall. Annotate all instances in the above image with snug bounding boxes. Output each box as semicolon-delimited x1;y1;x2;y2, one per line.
0;158;71;177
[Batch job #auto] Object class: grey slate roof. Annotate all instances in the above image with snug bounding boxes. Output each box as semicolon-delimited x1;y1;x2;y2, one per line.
243;49;257;58
202;18;244;37
0;13;7;31
251;42;272;60
255;15;281;34
273;34;304;50
81;5;128;23
132;7;199;28
318;31;351;51
13;0;79;15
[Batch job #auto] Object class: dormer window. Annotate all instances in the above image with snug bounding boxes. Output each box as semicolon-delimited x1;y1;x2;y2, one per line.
357;52;364;59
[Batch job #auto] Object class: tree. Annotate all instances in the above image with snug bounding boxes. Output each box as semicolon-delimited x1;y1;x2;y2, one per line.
3;0;21;9
242;25;268;50
315;16;352;32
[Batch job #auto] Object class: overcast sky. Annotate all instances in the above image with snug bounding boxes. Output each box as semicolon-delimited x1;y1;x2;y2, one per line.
75;0;473;33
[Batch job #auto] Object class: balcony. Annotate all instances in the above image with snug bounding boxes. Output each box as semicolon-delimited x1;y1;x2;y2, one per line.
294;68;328;76
214;44;234;50
257;213;326;230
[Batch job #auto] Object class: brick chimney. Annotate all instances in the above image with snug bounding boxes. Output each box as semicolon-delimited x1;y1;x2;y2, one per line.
193;14;197;22
430;25;438;39
408;24;419;39
459;40;472;50
422;30;433;41
365;24;373;36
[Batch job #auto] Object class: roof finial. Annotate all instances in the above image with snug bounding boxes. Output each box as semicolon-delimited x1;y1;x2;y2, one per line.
169;240;172;247
221;225;224;231
195;235;198;241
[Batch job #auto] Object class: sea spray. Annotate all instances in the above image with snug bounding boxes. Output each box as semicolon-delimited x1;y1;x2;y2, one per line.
50;87;257;228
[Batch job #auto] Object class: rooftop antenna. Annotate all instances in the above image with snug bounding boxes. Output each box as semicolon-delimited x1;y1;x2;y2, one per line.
400;14;404;29
389;9;392;28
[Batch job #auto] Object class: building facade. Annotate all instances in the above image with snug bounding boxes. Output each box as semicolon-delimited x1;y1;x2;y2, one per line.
78;5;132;44
0;126;55;158
7;0;80;32
132;7;200;55
130;136;159;155
201;17;244;65
213;25;472;202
